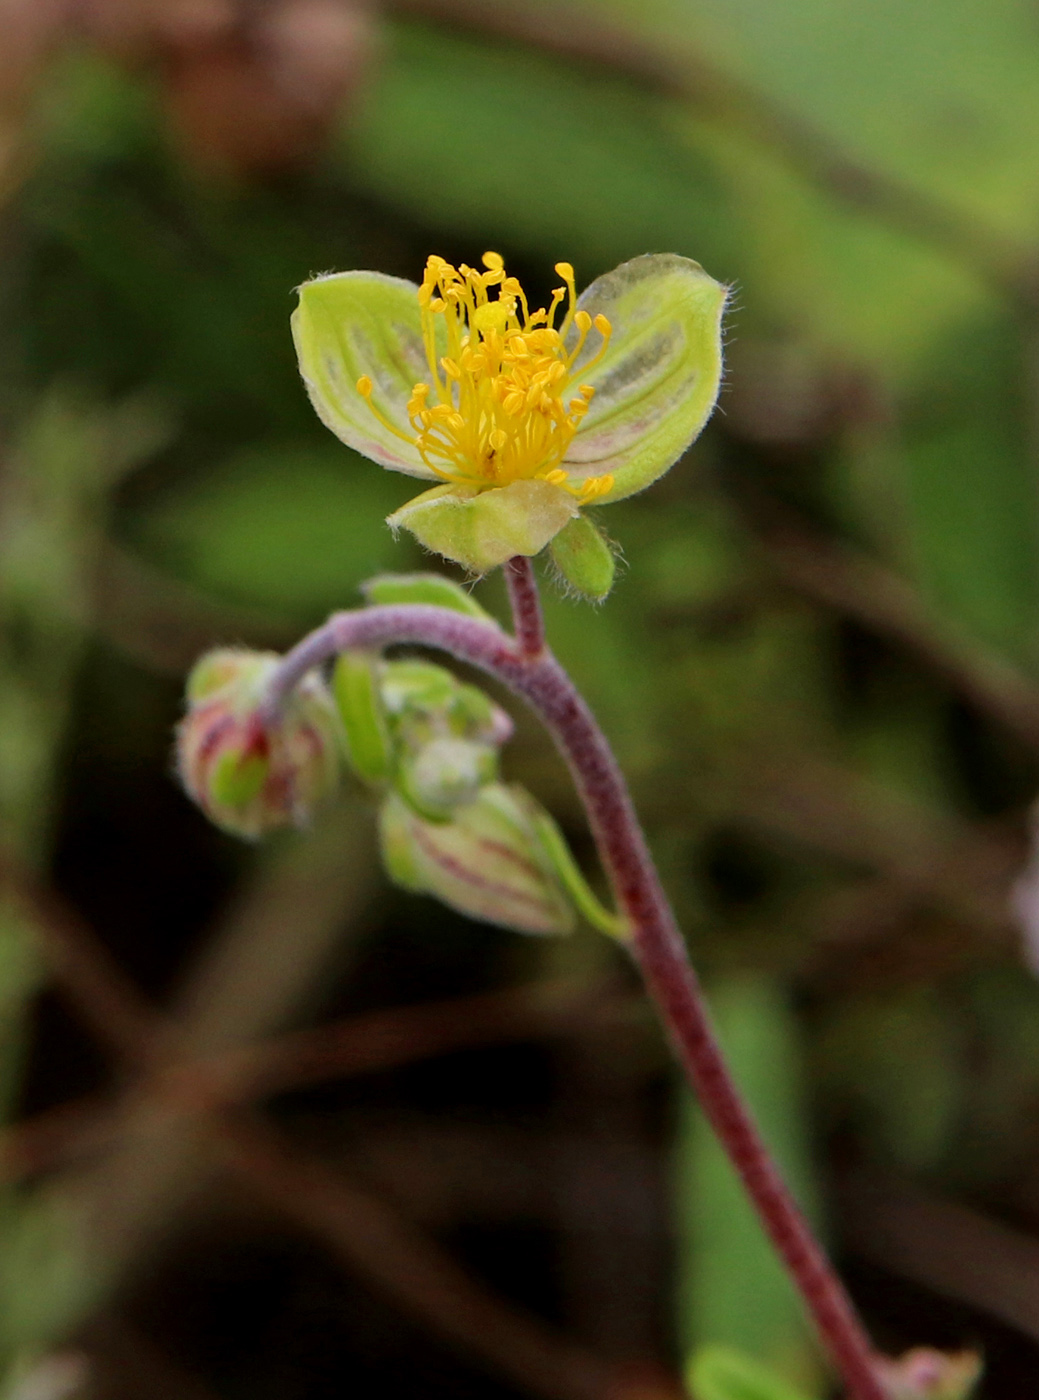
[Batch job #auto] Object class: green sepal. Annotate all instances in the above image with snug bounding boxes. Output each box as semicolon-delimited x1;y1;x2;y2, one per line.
377;784;577;935
208;748;269;808
332;651;393;786
549;516;617;601
528;807;628;939
687;1346;814;1400
387;480;579;574
362;571;498;624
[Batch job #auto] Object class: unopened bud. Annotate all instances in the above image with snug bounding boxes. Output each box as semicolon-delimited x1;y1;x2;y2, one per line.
378;783;576;935
178;649;341;838
397;737;498;820
876;1349;981;1400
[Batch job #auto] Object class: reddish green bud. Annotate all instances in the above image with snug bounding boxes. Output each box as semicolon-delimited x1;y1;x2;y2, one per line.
178;649;342;838
378;784;576;935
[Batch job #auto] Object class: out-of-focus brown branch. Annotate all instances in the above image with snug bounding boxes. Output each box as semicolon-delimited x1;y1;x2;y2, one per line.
83;1316;223;1400
756;517;1039;753
13;836;657;1400
0;976;634;1187
383;0;1039;307
216;1112;665;1400
839;1170;1039;1343
91;543;296;678
219;974;630;1101
0;864;161;1061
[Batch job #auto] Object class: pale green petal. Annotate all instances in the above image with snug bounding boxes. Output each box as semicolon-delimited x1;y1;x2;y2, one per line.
292;271;440;479
387;480;579;574
563;254;728;502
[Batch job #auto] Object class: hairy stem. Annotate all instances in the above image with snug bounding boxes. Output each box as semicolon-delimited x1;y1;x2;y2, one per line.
261;593;885;1400
504;555;546;657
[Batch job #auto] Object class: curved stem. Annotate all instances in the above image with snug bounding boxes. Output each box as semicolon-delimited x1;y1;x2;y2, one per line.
260;599;885;1400
504;555;546;657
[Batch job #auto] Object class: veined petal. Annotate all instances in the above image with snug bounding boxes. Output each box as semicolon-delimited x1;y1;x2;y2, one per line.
387;480;579;574
563;254;728;502
292;271;441;479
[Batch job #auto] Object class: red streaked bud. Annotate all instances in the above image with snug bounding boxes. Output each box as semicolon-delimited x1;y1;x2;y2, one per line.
177;649;342;838
378;783;576;935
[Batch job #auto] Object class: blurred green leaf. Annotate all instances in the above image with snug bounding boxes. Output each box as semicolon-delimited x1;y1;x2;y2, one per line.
675;975;824;1392
336;20;743;280
688;1344;815;1400
815;987;962;1174
125;444;416;616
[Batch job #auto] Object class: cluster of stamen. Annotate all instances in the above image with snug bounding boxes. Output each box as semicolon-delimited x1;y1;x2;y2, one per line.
358;253;614;503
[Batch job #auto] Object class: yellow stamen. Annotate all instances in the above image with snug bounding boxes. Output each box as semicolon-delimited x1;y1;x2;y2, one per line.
356;255;612;498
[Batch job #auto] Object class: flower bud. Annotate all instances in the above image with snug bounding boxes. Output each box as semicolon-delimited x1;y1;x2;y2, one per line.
178;649;342;838
876;1349;981;1400
378;784;576;935
396;737;498;821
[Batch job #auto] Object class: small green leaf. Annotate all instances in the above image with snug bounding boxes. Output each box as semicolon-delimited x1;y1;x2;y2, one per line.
362;571;497;623
549;516;617;600
332;651;393;785
688;1346;815;1400
388;480;579;573
564;253;728;503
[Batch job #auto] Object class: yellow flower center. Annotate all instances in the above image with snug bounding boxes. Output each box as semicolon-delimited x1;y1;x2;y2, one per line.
358;253;614;504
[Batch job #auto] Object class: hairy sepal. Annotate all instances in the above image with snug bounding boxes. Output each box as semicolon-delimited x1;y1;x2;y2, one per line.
387;480;579;574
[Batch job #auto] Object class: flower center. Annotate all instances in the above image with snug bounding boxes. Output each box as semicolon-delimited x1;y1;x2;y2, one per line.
358;253;614;503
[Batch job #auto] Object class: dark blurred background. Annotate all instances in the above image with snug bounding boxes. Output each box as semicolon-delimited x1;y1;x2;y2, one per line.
3;1;1039;1396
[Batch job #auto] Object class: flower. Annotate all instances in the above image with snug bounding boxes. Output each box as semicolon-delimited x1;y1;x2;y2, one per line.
292;251;728;580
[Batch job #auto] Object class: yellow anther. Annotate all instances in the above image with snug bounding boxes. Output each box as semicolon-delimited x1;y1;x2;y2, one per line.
357;375;373;397
579;385;595;399
473;301;509;335
375;253;607;492
594;314;611;336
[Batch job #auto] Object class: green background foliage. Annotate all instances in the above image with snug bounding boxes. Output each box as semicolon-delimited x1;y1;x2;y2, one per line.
0;0;1036;1394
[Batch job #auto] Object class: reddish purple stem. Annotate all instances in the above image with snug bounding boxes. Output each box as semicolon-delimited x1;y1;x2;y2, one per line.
504;556;546;657
260;574;885;1400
